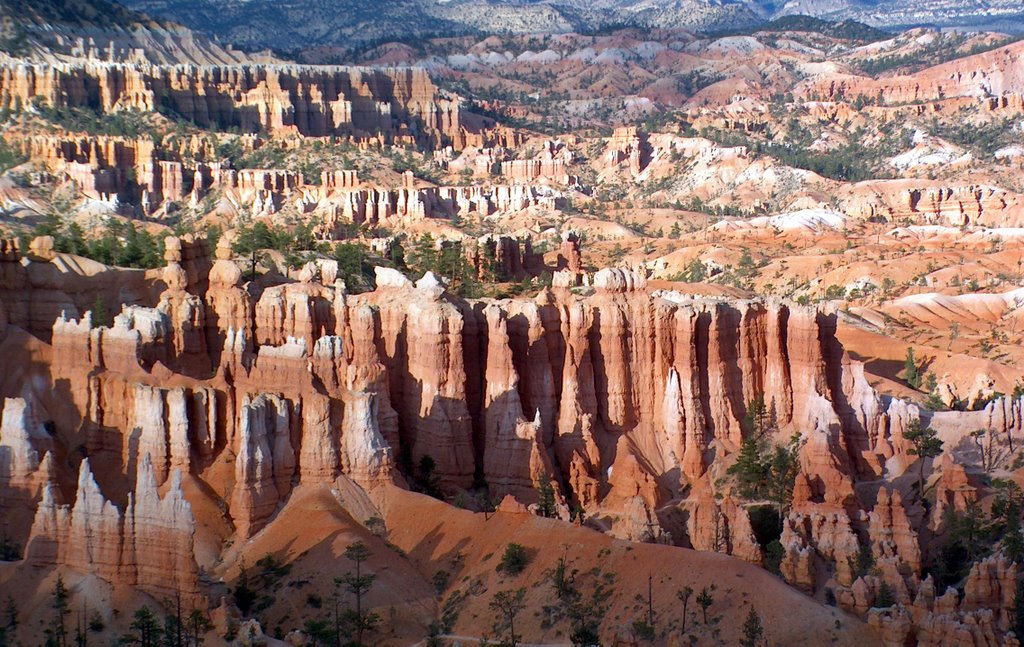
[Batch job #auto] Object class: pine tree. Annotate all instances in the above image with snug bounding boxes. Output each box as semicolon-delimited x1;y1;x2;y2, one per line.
904;347;922;389
904;419;943;498
743;393;768;437
232;222;277;279
696;586;714;625
764;435;801;530
1003;514;1024;563
489;588;526;647
47;575;71;647
676;586;693;634
336;541;380;646
875;581;895;608
2;595;17;647
90;295;110;329
727;437;767;500
334;242;368;289
4;596;16;632
1014;578;1024;639
741;608;764;647
994;481;1024;562
232;561;256;616
73;603;87;647
536;479;556;518
122;606;162;647
417;455;441;498
546;556;613;646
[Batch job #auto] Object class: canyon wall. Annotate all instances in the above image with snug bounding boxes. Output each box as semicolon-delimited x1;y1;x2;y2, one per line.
1;238;1021;645
10;131;558;221
0;62;476;147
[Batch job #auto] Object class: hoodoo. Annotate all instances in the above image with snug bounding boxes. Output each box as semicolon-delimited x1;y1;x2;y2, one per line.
2;2;1024;645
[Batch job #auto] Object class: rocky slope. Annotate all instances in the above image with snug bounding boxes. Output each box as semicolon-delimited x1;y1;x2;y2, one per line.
778;0;1024;32
119;0;765;54
0;60;480;148
2;8;1024;647
0;0;271;64
114;0;1024;58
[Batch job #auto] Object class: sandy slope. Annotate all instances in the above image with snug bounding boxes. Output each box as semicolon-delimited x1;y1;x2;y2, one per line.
374;485;877;645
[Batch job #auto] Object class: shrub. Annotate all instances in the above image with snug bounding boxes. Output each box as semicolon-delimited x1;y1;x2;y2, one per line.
632;619;655;640
764;540;784;575
432;570;450;594
874;581;895;608
497;543;531;576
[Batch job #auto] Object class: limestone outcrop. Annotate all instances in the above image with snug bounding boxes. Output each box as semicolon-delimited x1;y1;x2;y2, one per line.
854;554;1019;646
0;62;474;148
0;232;1017;629
27;457;201;605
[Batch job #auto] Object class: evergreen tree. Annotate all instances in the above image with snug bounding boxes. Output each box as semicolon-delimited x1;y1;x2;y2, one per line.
73;602;88;647
90;295;110;329
333;242;368;290
743;394;769;437
727;437;766;500
46;575;71;647
904;347;922;389
696;586;714;625
1003;514;1024;565
121;606;162;647
497;543;531;576
0;533;20;561
993;480;1024;562
436;241;479;298
764;434;801;529
489;588;526;647
1;596;17;647
64;222;89;256
546;555;614;645
232;562;257;615
853;543;875;579
405;233;438;278
536;479;556;518
233;222;277;279
4;596;16;633
164;591;184;647
1014;578;1024;640
682;259;706;283
904;419;943;498
676;586;693;634
335;541;380;646
301;620;333;647
741;607;764;647
417;455;442;498
875;581;895;608
953;501;987;562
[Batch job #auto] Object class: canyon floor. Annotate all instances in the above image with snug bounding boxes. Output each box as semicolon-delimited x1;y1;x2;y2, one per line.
0;2;1023;647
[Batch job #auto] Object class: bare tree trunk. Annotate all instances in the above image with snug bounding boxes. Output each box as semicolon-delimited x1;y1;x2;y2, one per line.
918;458;925;498
647;574;654;629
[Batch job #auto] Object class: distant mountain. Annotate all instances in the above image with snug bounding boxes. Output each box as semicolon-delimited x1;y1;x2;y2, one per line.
0;0;162;29
114;0;766;56
708;15;891;42
0;0;273;64
775;0;1024;33
110;0;1024;59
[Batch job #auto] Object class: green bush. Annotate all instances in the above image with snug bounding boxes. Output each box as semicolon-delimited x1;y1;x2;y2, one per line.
496;543;531;576
764;540;784;575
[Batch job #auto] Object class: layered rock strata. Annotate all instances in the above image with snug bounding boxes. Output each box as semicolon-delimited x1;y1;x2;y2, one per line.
2;243;1022;631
